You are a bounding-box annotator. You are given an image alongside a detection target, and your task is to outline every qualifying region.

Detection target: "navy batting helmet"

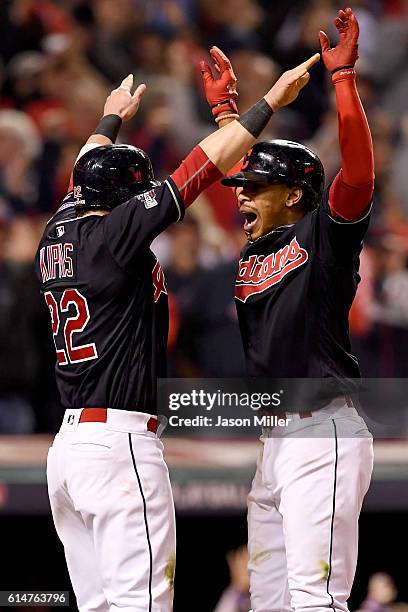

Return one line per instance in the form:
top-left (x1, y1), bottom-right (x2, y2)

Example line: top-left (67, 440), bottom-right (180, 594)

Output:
top-left (221, 139), bottom-right (325, 211)
top-left (73, 144), bottom-right (159, 212)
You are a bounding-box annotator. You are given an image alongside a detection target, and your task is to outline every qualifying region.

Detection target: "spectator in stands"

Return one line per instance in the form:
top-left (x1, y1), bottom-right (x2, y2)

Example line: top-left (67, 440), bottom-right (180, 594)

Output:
top-left (348, 233), bottom-right (408, 378)
top-left (213, 544), bottom-right (251, 612)
top-left (87, 0), bottom-right (140, 82)
top-left (5, 50), bottom-right (45, 110)
top-left (0, 109), bottom-right (41, 215)
top-left (356, 572), bottom-right (397, 612)
top-left (129, 94), bottom-right (182, 180)
top-left (0, 215), bottom-right (36, 433)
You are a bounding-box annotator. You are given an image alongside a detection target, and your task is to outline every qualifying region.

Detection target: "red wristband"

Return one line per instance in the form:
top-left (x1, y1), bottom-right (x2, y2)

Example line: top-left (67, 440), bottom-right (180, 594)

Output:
top-left (332, 68), bottom-right (356, 84)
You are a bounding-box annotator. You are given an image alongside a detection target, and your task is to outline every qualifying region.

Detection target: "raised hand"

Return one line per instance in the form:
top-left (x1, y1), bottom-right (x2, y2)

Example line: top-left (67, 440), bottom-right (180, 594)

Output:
top-left (265, 53), bottom-right (320, 112)
top-left (103, 75), bottom-right (146, 122)
top-left (200, 46), bottom-right (238, 117)
top-left (319, 7), bottom-right (359, 74)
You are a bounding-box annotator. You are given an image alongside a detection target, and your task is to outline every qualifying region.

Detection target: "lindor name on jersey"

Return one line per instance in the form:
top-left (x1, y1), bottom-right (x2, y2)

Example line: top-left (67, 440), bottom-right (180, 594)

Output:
top-left (236, 237), bottom-right (308, 302)
top-left (40, 243), bottom-right (74, 283)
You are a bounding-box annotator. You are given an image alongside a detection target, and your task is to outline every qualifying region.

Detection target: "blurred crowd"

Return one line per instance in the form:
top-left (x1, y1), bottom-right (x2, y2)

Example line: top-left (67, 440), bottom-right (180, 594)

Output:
top-left (1, 0), bottom-right (408, 432)
top-left (213, 552), bottom-right (406, 612)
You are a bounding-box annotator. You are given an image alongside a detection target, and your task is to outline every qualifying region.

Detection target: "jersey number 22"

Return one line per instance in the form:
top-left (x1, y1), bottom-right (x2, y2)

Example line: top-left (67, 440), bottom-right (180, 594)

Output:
top-left (44, 289), bottom-right (98, 365)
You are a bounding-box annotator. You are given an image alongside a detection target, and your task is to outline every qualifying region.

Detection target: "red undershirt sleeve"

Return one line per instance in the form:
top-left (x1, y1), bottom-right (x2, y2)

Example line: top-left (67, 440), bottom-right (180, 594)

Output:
top-left (329, 70), bottom-right (375, 221)
top-left (170, 145), bottom-right (223, 208)
top-left (70, 145), bottom-right (223, 208)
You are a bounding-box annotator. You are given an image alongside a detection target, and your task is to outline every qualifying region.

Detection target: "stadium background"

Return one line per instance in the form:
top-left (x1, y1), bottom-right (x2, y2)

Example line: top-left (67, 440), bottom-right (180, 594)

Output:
top-left (0, 0), bottom-right (408, 610)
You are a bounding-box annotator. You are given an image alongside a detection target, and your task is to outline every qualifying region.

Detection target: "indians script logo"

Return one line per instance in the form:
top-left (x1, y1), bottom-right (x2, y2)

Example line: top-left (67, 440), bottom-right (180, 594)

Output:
top-left (235, 237), bottom-right (308, 302)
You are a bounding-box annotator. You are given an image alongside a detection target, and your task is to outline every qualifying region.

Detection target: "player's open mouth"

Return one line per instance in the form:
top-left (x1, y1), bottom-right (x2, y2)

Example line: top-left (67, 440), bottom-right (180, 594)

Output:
top-left (240, 207), bottom-right (259, 233)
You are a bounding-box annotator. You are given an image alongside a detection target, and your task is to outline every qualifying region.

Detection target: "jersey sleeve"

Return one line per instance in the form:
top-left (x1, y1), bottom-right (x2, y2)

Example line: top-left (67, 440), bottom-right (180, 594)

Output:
top-left (315, 183), bottom-right (372, 261)
top-left (103, 177), bottom-right (184, 270)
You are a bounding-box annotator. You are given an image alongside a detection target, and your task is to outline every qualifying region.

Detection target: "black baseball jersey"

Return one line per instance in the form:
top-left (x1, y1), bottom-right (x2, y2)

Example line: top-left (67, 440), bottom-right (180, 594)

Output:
top-left (35, 179), bottom-right (183, 414)
top-left (235, 187), bottom-right (371, 379)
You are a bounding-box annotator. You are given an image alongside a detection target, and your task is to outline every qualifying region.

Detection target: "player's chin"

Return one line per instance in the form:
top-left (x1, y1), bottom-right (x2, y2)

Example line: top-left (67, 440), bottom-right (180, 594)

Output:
top-left (244, 223), bottom-right (262, 243)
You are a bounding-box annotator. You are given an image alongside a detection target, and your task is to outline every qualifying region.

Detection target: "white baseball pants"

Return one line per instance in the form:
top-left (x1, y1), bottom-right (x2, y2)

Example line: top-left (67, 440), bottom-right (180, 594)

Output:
top-left (247, 399), bottom-right (373, 612)
top-left (47, 409), bottom-right (176, 612)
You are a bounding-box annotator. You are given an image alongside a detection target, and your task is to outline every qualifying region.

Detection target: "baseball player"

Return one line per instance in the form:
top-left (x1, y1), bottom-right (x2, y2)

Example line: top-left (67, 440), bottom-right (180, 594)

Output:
top-left (35, 53), bottom-right (320, 612)
top-left (201, 9), bottom-right (374, 612)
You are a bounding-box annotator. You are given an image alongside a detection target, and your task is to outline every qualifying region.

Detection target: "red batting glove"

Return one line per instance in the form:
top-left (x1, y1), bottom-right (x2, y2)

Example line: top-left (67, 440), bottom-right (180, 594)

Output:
top-left (199, 46), bottom-right (238, 118)
top-left (319, 7), bottom-right (359, 80)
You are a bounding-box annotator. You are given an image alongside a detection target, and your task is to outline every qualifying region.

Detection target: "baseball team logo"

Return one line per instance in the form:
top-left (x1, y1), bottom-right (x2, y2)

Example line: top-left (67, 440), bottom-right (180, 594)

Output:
top-left (152, 260), bottom-right (167, 302)
top-left (73, 185), bottom-right (86, 207)
top-left (235, 237), bottom-right (308, 302)
top-left (241, 148), bottom-right (253, 170)
top-left (137, 190), bottom-right (158, 209)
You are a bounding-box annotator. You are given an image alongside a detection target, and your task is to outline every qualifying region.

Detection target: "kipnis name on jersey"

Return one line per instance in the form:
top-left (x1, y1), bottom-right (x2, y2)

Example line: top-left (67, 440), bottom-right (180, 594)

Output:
top-left (236, 237), bottom-right (308, 302)
top-left (39, 243), bottom-right (74, 283)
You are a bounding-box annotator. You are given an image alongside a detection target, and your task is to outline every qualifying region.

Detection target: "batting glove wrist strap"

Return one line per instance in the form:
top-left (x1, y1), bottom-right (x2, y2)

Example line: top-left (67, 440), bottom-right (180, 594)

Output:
top-left (94, 114), bottom-right (123, 142)
top-left (211, 98), bottom-right (239, 117)
top-left (331, 65), bottom-right (354, 75)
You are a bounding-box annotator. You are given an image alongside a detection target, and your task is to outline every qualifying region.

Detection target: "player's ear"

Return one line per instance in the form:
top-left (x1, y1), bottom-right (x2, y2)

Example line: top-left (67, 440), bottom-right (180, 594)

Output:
top-left (285, 186), bottom-right (303, 208)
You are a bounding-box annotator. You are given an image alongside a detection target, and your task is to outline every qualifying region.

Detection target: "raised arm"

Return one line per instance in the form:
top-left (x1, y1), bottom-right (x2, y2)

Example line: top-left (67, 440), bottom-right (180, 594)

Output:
top-left (78, 75), bottom-right (146, 154)
top-left (171, 52), bottom-right (320, 207)
top-left (319, 8), bottom-right (374, 221)
top-left (67, 76), bottom-right (146, 190)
